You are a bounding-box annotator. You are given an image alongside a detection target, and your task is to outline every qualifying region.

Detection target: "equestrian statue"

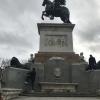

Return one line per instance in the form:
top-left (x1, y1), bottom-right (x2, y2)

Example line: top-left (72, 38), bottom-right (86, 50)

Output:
top-left (41, 0), bottom-right (71, 23)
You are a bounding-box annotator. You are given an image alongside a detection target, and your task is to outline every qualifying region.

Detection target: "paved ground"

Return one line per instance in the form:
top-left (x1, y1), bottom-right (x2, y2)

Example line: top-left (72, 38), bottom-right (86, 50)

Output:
top-left (13, 97), bottom-right (100, 100)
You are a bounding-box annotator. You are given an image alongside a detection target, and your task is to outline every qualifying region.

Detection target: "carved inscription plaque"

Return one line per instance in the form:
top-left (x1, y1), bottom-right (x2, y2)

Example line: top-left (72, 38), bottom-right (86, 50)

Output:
top-left (45, 34), bottom-right (68, 47)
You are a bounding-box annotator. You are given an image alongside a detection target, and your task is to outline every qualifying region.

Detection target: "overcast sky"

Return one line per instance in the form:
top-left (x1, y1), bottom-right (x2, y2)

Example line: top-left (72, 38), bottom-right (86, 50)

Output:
top-left (0, 0), bottom-right (100, 62)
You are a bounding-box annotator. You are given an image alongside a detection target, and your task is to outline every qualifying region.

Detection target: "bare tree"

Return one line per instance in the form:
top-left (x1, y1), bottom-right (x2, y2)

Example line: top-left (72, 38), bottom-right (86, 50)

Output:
top-left (0, 59), bottom-right (10, 69)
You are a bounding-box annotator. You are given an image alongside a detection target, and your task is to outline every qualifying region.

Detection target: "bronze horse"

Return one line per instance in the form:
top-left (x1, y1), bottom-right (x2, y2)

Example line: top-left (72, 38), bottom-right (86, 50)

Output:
top-left (41, 0), bottom-right (71, 23)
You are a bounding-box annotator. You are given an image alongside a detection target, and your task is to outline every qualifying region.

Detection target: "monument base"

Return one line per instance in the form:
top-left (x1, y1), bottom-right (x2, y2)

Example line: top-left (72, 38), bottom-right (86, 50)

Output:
top-left (35, 52), bottom-right (82, 63)
top-left (40, 82), bottom-right (78, 93)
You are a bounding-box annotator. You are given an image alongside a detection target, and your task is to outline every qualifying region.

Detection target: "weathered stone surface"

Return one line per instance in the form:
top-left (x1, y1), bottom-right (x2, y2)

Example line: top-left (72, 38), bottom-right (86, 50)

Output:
top-left (43, 58), bottom-right (70, 83)
top-left (35, 52), bottom-right (81, 63)
top-left (1, 88), bottom-right (22, 100)
top-left (31, 62), bottom-right (100, 94)
top-left (38, 23), bottom-right (74, 52)
top-left (87, 70), bottom-right (100, 93)
top-left (72, 63), bottom-right (89, 92)
top-left (40, 82), bottom-right (78, 93)
top-left (72, 63), bottom-right (100, 93)
top-left (2, 67), bottom-right (29, 89)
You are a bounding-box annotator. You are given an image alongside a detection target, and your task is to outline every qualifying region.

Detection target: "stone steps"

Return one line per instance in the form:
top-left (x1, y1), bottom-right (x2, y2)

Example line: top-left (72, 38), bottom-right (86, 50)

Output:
top-left (1, 88), bottom-right (22, 100)
top-left (21, 92), bottom-right (99, 97)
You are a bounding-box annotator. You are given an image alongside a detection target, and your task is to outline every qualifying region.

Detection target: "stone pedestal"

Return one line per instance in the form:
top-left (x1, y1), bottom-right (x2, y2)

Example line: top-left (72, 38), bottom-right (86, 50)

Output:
top-left (35, 23), bottom-right (81, 63)
top-left (38, 23), bottom-right (74, 52)
top-left (34, 23), bottom-right (80, 94)
top-left (35, 52), bottom-right (81, 63)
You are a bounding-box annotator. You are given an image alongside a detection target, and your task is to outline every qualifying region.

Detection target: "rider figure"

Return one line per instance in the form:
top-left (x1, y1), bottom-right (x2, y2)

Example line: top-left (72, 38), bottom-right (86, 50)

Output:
top-left (53, 0), bottom-right (61, 7)
top-left (50, 0), bottom-right (61, 20)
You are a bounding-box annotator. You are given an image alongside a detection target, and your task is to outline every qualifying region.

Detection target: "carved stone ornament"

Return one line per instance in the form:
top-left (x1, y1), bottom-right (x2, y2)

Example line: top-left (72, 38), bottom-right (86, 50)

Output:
top-left (54, 68), bottom-right (61, 78)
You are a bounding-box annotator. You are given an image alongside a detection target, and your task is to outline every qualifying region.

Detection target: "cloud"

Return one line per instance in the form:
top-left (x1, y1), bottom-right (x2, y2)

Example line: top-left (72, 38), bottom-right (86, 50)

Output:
top-left (0, 0), bottom-right (100, 61)
top-left (69, 0), bottom-right (100, 61)
top-left (0, 1), bottom-right (41, 60)
top-left (0, 32), bottom-right (32, 47)
top-left (0, 0), bottom-right (43, 17)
